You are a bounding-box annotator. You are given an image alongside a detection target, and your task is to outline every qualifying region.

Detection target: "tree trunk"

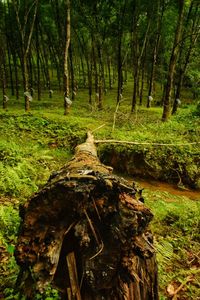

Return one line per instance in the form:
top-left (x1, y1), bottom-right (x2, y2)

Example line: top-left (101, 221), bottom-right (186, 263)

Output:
top-left (92, 36), bottom-right (98, 94)
top-left (117, 33), bottom-right (123, 103)
top-left (15, 133), bottom-right (159, 300)
top-left (63, 0), bottom-right (71, 115)
top-left (40, 26), bottom-right (51, 91)
top-left (139, 57), bottom-right (145, 106)
top-left (131, 63), bottom-right (139, 112)
top-left (13, 51), bottom-right (19, 100)
top-left (23, 54), bottom-right (30, 112)
top-left (107, 56), bottom-right (112, 89)
top-left (69, 43), bottom-right (75, 100)
top-left (97, 44), bottom-right (104, 109)
top-left (132, 13), bottom-right (151, 112)
top-left (86, 51), bottom-right (93, 105)
top-left (172, 1), bottom-right (200, 114)
top-left (13, 0), bottom-right (38, 111)
top-left (1, 56), bottom-right (8, 110)
top-left (147, 0), bottom-right (163, 108)
top-left (117, 1), bottom-right (126, 104)
top-left (7, 42), bottom-right (15, 96)
top-left (162, 0), bottom-right (185, 121)
top-left (28, 52), bottom-right (33, 91)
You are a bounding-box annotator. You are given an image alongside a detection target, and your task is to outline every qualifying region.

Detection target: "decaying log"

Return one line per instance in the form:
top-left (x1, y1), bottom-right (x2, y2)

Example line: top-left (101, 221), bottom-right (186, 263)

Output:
top-left (15, 132), bottom-right (159, 300)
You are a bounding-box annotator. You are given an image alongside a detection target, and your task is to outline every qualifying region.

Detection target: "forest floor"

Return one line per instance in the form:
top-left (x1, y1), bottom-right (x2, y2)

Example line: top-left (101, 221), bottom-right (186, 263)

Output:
top-left (0, 88), bottom-right (200, 299)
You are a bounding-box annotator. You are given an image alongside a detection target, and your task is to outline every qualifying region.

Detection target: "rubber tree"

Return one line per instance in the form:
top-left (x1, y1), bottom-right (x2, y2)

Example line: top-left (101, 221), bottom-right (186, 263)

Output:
top-left (64, 0), bottom-right (71, 115)
top-left (162, 0), bottom-right (185, 121)
top-left (12, 0), bottom-right (38, 111)
top-left (147, 0), bottom-right (165, 108)
top-left (131, 0), bottom-right (152, 112)
top-left (172, 0), bottom-right (200, 114)
top-left (116, 0), bottom-right (127, 103)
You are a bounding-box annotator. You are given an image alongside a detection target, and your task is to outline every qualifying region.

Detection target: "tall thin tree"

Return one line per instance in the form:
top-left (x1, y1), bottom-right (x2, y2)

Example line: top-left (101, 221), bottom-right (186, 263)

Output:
top-left (162, 0), bottom-right (185, 121)
top-left (64, 0), bottom-right (71, 115)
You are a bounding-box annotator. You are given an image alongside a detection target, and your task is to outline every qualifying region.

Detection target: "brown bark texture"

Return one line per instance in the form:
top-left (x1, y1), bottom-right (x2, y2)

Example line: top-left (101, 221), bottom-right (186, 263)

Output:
top-left (15, 133), bottom-right (159, 300)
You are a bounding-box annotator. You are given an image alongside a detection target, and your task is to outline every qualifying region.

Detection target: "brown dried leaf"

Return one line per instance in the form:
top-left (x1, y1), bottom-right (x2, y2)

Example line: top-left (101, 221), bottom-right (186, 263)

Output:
top-left (167, 283), bottom-right (176, 296)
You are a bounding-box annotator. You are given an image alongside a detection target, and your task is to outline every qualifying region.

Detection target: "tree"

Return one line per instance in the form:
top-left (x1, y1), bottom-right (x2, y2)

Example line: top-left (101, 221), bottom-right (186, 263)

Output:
top-left (64, 0), bottom-right (71, 115)
top-left (147, 0), bottom-right (165, 108)
top-left (172, 0), bottom-right (200, 114)
top-left (12, 0), bottom-right (38, 111)
top-left (131, 0), bottom-right (152, 112)
top-left (15, 133), bottom-right (159, 300)
top-left (162, 0), bottom-right (185, 121)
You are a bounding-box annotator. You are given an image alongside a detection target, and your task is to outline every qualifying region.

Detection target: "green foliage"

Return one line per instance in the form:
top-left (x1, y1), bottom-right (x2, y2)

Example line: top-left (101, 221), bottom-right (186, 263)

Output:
top-left (0, 204), bottom-right (20, 241)
top-left (144, 190), bottom-right (200, 299)
top-left (0, 204), bottom-right (20, 297)
top-left (34, 285), bottom-right (61, 300)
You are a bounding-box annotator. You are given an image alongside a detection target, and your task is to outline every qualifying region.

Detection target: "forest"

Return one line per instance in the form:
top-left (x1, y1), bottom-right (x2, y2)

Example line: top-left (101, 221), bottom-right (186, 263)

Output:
top-left (0, 0), bottom-right (200, 299)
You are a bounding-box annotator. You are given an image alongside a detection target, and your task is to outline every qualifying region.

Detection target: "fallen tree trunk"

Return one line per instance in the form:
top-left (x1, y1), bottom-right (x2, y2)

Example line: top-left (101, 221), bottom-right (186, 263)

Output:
top-left (15, 132), bottom-right (159, 300)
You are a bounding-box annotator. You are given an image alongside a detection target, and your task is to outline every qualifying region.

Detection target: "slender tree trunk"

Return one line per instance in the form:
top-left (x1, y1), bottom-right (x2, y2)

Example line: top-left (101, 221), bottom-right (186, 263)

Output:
top-left (107, 56), bottom-right (112, 89)
top-left (40, 26), bottom-right (51, 91)
top-left (172, 1), bottom-right (200, 114)
top-left (97, 44), bottom-right (103, 109)
top-left (28, 52), bottom-right (33, 91)
top-left (132, 63), bottom-right (139, 112)
top-left (7, 43), bottom-right (15, 96)
top-left (23, 54), bottom-right (30, 111)
top-left (139, 53), bottom-right (146, 106)
top-left (117, 31), bottom-right (123, 103)
top-left (80, 53), bottom-right (86, 87)
top-left (162, 0), bottom-right (185, 121)
top-left (64, 0), bottom-right (71, 115)
top-left (147, 0), bottom-right (163, 108)
top-left (92, 37), bottom-right (98, 93)
top-left (1, 56), bottom-right (8, 109)
top-left (69, 43), bottom-right (75, 100)
top-left (13, 51), bottom-right (19, 100)
top-left (86, 52), bottom-right (92, 105)
top-left (36, 15), bottom-right (41, 101)
top-left (13, 0), bottom-right (38, 111)
top-left (124, 58), bottom-right (128, 83)
top-left (132, 15), bottom-right (151, 112)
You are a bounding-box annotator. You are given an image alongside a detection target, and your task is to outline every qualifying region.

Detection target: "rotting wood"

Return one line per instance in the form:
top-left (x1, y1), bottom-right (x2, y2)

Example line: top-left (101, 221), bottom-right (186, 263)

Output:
top-left (15, 132), bottom-right (159, 299)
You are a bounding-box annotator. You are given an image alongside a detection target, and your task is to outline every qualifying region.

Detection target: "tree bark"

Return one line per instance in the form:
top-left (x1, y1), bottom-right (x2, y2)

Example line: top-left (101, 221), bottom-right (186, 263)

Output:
top-left (92, 36), bottom-right (98, 94)
top-left (64, 0), bottom-right (71, 115)
top-left (13, 51), bottom-right (19, 100)
top-left (1, 51), bottom-right (8, 110)
top-left (69, 43), bottom-right (75, 100)
top-left (15, 133), bottom-right (159, 300)
top-left (36, 13), bottom-right (41, 101)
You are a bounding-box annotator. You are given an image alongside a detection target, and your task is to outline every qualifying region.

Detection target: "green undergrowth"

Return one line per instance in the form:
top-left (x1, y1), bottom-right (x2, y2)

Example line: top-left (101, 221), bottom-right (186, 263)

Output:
top-left (144, 190), bottom-right (200, 300)
top-left (0, 200), bottom-right (20, 297)
top-left (0, 100), bottom-right (199, 195)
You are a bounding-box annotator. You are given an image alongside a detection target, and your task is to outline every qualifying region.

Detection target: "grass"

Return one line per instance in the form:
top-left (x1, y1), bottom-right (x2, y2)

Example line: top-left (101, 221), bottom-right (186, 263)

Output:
top-left (144, 190), bottom-right (200, 300)
top-left (0, 82), bottom-right (199, 298)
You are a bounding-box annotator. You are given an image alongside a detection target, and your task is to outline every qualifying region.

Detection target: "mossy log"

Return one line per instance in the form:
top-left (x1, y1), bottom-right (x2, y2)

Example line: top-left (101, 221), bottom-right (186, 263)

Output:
top-left (15, 132), bottom-right (159, 300)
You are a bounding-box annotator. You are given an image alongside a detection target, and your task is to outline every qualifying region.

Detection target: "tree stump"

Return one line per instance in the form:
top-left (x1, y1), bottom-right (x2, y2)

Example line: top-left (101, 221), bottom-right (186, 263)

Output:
top-left (15, 133), bottom-right (159, 300)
